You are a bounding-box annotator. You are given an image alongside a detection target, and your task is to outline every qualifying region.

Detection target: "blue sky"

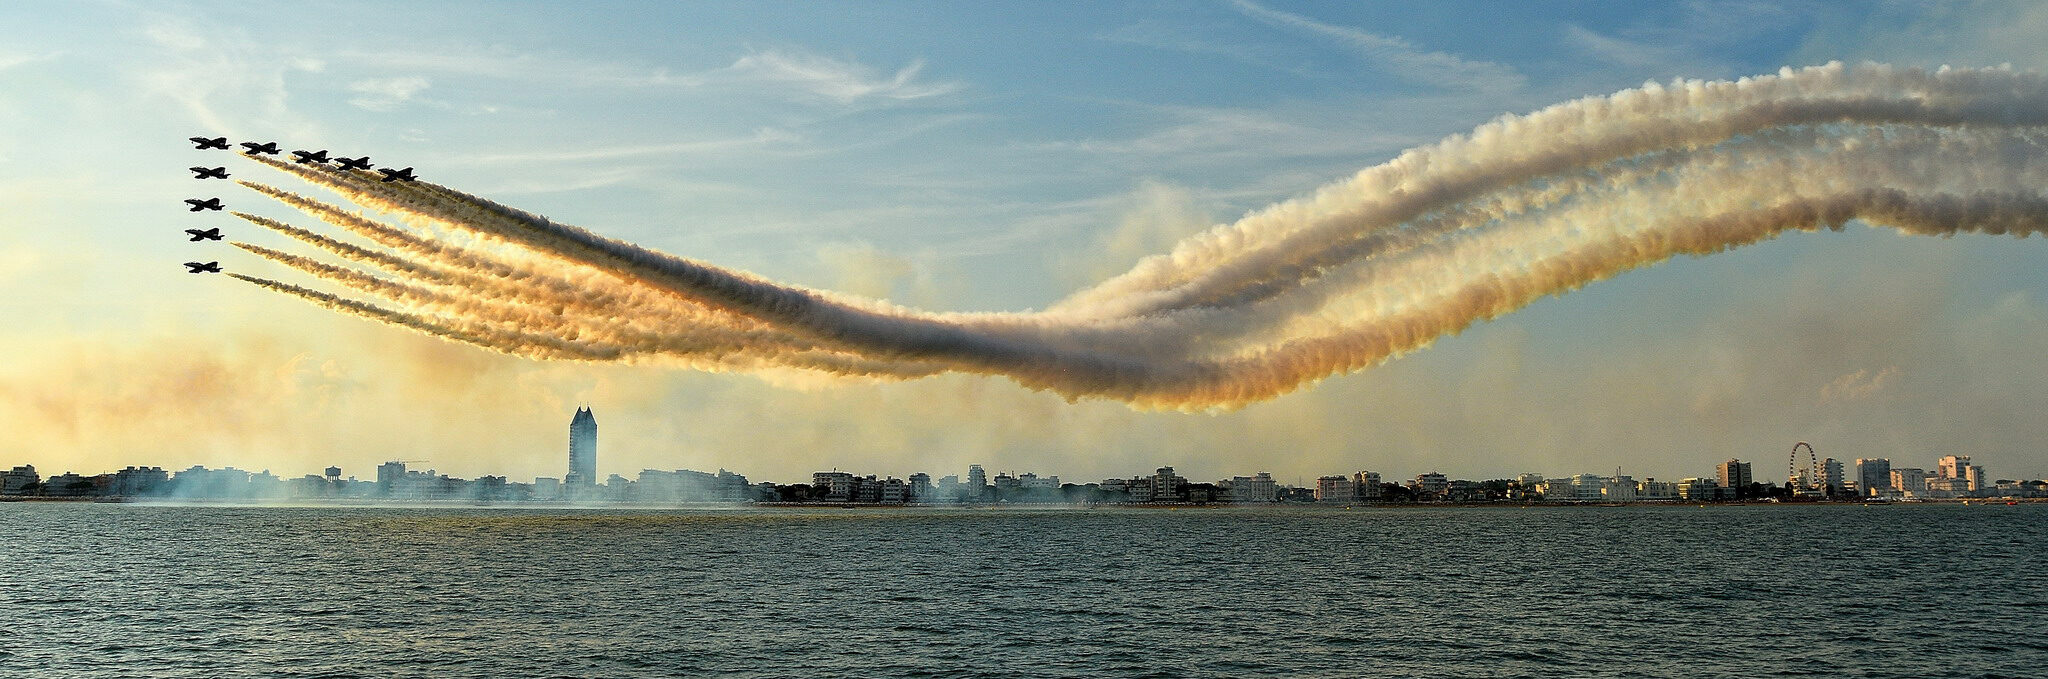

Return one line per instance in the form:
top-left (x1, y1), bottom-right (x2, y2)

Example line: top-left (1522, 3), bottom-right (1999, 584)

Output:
top-left (3, 1), bottom-right (2047, 485)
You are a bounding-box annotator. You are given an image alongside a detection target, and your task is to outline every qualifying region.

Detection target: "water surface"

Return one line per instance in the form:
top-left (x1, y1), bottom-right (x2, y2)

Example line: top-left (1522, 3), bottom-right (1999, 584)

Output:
top-left (2, 503), bottom-right (2042, 677)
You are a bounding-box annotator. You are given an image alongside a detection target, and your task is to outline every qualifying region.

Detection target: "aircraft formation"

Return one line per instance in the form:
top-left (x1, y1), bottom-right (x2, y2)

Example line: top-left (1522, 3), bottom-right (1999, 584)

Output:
top-left (183, 135), bottom-right (421, 274)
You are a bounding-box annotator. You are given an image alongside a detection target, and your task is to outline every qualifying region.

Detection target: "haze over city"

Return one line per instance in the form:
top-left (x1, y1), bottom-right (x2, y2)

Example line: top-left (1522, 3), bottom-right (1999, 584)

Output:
top-left (7, 1), bottom-right (2048, 489)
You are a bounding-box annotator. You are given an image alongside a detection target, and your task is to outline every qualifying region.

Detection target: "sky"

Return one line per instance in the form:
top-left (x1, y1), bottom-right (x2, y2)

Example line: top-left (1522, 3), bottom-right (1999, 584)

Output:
top-left (3, 0), bottom-right (2048, 487)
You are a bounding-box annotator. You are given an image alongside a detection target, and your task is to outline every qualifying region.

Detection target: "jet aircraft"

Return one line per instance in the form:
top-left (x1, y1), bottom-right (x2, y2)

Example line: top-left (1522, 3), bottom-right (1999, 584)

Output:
top-left (184, 261), bottom-right (222, 274)
top-left (185, 228), bottom-right (223, 242)
top-left (378, 167), bottom-right (418, 183)
top-left (333, 156), bottom-right (373, 171)
top-left (190, 166), bottom-right (229, 180)
top-left (184, 197), bottom-right (224, 212)
top-left (240, 141), bottom-right (281, 155)
top-left (291, 149), bottom-right (331, 165)
top-left (189, 136), bottom-right (229, 150)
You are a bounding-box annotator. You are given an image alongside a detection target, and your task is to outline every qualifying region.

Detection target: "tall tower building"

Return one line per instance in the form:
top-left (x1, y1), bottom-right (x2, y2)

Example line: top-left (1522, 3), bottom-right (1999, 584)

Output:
top-left (567, 406), bottom-right (598, 486)
top-left (967, 464), bottom-right (987, 489)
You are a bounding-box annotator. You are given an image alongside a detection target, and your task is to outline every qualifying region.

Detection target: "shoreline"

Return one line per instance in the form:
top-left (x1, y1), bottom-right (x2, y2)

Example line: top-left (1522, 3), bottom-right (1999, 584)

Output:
top-left (5, 497), bottom-right (2041, 508)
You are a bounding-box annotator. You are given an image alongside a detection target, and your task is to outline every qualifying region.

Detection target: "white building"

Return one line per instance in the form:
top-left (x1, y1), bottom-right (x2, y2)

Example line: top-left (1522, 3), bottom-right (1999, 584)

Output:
top-left (3, 465), bottom-right (39, 495)
top-left (1315, 475), bottom-right (1355, 503)
top-left (1602, 475), bottom-right (1637, 502)
top-left (41, 472), bottom-right (91, 497)
top-left (1891, 468), bottom-right (1929, 495)
top-left (1637, 479), bottom-right (1679, 501)
top-left (1412, 472), bottom-right (1449, 498)
top-left (1150, 467), bottom-right (1185, 502)
top-left (1019, 472), bottom-right (1061, 490)
top-left (1937, 455), bottom-right (1972, 481)
top-left (1126, 477), bottom-right (1155, 503)
top-left (1229, 472), bottom-right (1278, 502)
top-left (1353, 471), bottom-right (1383, 500)
top-left (1542, 474), bottom-right (1607, 502)
top-left (813, 471), bottom-right (856, 501)
top-left (532, 477), bottom-right (561, 500)
top-left (1819, 458), bottom-right (1846, 494)
top-left (1678, 477), bottom-right (1716, 501)
top-left (880, 477), bottom-right (910, 503)
top-left (636, 468), bottom-right (751, 502)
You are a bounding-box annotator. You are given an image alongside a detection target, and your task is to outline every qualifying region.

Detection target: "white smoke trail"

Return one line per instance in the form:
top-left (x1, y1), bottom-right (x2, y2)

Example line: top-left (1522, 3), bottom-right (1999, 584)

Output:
top-left (1054, 64), bottom-right (2048, 318)
top-left (219, 63), bottom-right (2048, 408)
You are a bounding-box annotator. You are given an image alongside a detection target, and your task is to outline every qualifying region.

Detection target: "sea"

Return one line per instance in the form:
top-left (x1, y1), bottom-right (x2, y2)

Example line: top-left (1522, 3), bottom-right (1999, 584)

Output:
top-left (0, 502), bottom-right (2042, 678)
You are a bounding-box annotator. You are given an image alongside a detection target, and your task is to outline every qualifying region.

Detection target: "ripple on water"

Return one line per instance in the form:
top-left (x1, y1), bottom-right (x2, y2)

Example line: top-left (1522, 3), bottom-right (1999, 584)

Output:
top-left (2, 504), bottom-right (2046, 677)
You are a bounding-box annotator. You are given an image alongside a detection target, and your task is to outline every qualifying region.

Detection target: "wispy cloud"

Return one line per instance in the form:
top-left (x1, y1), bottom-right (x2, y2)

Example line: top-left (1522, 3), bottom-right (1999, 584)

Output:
top-left (1096, 20), bottom-right (1316, 78)
top-left (1563, 24), bottom-right (1688, 69)
top-left (1023, 101), bottom-right (1419, 167)
top-left (336, 45), bottom-right (959, 107)
top-left (1792, 0), bottom-right (2048, 71)
top-left (461, 127), bottom-right (803, 165)
top-left (336, 47), bottom-right (701, 89)
top-left (0, 51), bottom-right (60, 72)
top-left (724, 49), bottom-right (959, 104)
top-left (1818, 366), bottom-right (1901, 405)
top-left (128, 15), bottom-right (323, 139)
top-left (142, 23), bottom-right (207, 51)
top-left (347, 76), bottom-right (431, 112)
top-left (1228, 0), bottom-right (1523, 93)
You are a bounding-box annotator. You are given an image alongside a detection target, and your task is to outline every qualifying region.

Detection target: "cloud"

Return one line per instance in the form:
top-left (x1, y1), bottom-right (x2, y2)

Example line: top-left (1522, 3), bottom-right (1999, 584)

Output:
top-left (1024, 102), bottom-right (1417, 169)
top-left (1096, 18), bottom-right (1316, 78)
top-left (126, 14), bottom-right (324, 139)
top-left (1563, 24), bottom-right (1690, 69)
top-left (347, 76), bottom-right (432, 112)
top-left (335, 46), bottom-right (704, 89)
top-left (1817, 366), bottom-right (1901, 405)
top-left (1793, 1), bottom-right (2048, 71)
top-left (1055, 180), bottom-right (1221, 287)
top-left (332, 45), bottom-right (959, 109)
top-left (814, 242), bottom-right (918, 302)
top-left (1228, 0), bottom-right (1524, 92)
top-left (725, 49), bottom-right (960, 104)
top-left (461, 127), bottom-right (801, 165)
top-left (0, 51), bottom-right (59, 73)
top-left (142, 23), bottom-right (208, 52)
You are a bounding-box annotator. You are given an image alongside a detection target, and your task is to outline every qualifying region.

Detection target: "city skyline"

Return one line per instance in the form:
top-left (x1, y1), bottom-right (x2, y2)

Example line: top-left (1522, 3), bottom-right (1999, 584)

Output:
top-left (8, 451), bottom-right (2038, 504)
top-left (4, 406), bottom-right (2037, 502)
top-left (5, 3), bottom-right (2048, 486)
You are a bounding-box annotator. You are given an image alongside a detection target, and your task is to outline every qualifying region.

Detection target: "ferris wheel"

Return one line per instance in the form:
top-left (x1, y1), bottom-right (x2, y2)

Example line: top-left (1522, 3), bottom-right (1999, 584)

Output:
top-left (1789, 442), bottom-right (1822, 496)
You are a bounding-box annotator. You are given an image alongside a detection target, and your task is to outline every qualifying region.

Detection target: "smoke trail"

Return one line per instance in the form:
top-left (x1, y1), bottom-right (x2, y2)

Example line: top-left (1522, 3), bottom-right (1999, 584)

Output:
top-left (1054, 65), bottom-right (2048, 318)
top-left (229, 187), bottom-right (949, 376)
top-left (232, 212), bottom-right (462, 286)
top-left (231, 241), bottom-right (458, 308)
top-left (238, 166), bottom-right (798, 338)
top-left (220, 63), bottom-right (2048, 408)
top-left (226, 274), bottom-right (624, 361)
